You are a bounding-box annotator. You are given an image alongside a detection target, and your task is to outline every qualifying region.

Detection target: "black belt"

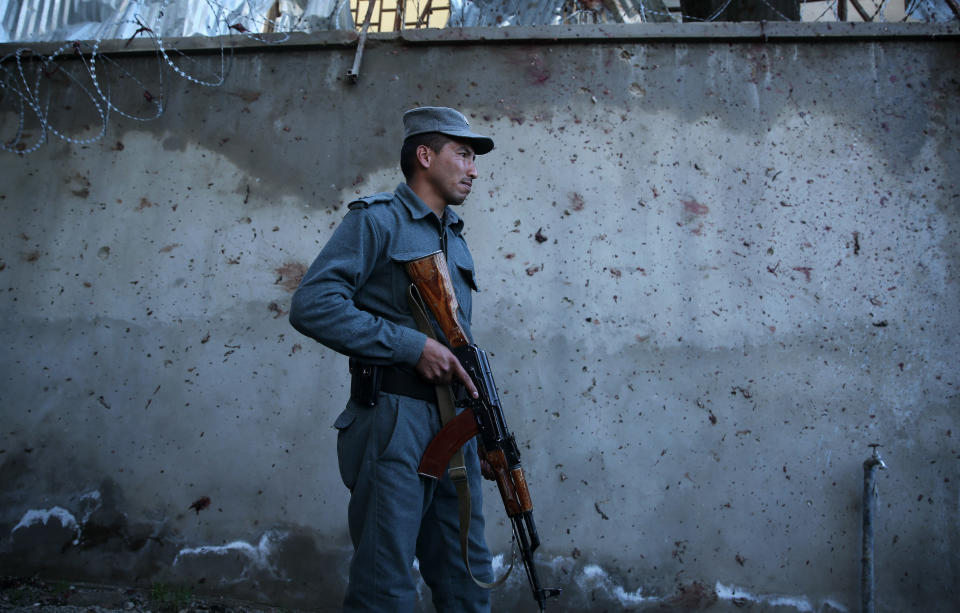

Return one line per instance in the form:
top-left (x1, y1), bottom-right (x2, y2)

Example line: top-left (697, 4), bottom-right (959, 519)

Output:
top-left (381, 367), bottom-right (435, 402)
top-left (349, 359), bottom-right (435, 406)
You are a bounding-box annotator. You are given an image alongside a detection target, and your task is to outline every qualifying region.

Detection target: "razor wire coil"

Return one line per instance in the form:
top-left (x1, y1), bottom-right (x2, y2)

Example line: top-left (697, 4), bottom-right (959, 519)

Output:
top-left (1, 0), bottom-right (956, 155)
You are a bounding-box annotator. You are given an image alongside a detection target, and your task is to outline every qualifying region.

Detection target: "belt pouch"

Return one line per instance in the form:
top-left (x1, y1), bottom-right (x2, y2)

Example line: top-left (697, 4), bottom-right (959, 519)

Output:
top-left (349, 359), bottom-right (382, 407)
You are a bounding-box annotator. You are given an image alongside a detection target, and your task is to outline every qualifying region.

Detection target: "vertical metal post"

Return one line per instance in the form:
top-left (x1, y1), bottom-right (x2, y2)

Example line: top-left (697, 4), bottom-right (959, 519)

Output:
top-left (346, 0), bottom-right (378, 83)
top-left (861, 444), bottom-right (886, 613)
top-left (394, 0), bottom-right (405, 30)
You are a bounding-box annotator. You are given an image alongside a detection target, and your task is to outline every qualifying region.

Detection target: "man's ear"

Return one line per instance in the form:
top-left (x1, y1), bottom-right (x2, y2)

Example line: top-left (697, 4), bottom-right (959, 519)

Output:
top-left (415, 144), bottom-right (432, 171)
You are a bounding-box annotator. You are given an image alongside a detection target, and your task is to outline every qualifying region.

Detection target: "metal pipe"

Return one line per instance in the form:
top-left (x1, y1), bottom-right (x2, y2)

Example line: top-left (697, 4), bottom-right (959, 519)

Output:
top-left (946, 0), bottom-right (960, 21)
top-left (346, 0), bottom-right (378, 83)
top-left (861, 444), bottom-right (886, 613)
top-left (848, 0), bottom-right (873, 21)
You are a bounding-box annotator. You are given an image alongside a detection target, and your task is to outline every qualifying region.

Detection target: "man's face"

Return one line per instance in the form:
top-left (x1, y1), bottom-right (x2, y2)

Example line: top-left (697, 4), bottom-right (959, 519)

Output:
top-left (424, 140), bottom-right (478, 206)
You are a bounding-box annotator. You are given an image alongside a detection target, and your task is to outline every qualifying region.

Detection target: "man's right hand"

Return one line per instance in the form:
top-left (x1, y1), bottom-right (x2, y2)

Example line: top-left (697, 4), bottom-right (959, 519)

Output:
top-left (415, 337), bottom-right (479, 398)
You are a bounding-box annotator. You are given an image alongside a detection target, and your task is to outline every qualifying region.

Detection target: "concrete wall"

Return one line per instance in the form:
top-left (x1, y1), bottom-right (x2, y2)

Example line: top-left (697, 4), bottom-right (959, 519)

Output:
top-left (1, 23), bottom-right (958, 612)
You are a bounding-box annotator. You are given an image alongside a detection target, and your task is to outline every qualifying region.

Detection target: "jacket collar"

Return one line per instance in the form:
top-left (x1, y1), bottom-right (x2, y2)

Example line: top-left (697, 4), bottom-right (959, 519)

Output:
top-left (396, 183), bottom-right (464, 233)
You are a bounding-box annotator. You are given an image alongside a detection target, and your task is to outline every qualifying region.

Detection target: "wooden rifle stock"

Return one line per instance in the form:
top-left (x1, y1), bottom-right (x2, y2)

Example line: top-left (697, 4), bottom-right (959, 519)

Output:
top-left (404, 251), bottom-right (470, 348)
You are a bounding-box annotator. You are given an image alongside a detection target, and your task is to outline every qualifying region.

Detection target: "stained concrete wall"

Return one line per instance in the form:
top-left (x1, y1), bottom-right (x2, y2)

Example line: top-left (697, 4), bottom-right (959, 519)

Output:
top-left (1, 22), bottom-right (958, 612)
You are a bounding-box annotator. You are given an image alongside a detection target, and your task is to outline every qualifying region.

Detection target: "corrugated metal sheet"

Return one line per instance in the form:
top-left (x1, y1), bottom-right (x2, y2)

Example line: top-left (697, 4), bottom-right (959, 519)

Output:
top-left (0, 0), bottom-right (955, 43)
top-left (448, 0), bottom-right (563, 26)
top-left (0, 0), bottom-right (353, 43)
top-left (448, 0), bottom-right (676, 26)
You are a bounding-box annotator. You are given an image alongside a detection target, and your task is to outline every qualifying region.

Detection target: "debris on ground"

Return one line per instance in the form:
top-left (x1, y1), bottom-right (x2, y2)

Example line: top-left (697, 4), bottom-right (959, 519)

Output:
top-left (0, 577), bottom-right (288, 613)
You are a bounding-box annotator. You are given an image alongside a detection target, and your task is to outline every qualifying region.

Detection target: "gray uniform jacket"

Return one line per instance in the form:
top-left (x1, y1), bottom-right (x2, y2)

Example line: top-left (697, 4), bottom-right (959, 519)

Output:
top-left (289, 182), bottom-right (478, 365)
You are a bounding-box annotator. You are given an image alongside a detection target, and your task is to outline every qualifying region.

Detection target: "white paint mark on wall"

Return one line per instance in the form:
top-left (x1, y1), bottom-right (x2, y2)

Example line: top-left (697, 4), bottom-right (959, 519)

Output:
top-left (10, 490), bottom-right (104, 546)
top-left (78, 490), bottom-right (101, 506)
top-left (173, 530), bottom-right (286, 580)
top-left (76, 490), bottom-right (103, 525)
top-left (411, 557), bottom-right (425, 598)
top-left (716, 582), bottom-right (849, 612)
top-left (490, 553), bottom-right (513, 580)
top-left (488, 554), bottom-right (656, 606)
top-left (577, 563), bottom-right (657, 605)
top-left (412, 553), bottom-right (513, 599)
top-left (12, 507), bottom-right (79, 534)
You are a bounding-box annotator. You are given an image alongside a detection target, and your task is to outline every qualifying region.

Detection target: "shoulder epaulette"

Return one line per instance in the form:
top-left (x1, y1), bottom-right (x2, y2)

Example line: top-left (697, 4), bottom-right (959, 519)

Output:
top-left (348, 192), bottom-right (394, 210)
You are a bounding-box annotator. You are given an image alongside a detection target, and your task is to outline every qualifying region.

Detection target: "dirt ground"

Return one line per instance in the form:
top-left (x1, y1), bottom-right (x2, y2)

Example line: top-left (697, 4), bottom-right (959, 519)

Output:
top-left (0, 577), bottom-right (290, 613)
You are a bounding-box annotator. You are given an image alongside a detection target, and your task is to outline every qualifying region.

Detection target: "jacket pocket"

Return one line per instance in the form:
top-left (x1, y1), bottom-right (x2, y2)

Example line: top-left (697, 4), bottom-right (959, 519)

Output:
top-left (390, 249), bottom-right (440, 265)
top-left (374, 395), bottom-right (401, 459)
top-left (456, 263), bottom-right (479, 292)
top-left (334, 407), bottom-right (362, 491)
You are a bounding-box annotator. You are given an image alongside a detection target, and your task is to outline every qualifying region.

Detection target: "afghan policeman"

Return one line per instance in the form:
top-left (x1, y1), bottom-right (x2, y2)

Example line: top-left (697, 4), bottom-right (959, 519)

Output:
top-left (289, 106), bottom-right (496, 613)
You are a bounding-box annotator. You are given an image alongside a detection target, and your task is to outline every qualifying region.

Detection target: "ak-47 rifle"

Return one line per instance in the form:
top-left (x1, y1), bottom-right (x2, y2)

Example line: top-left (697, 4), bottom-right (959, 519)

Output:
top-left (406, 251), bottom-right (561, 612)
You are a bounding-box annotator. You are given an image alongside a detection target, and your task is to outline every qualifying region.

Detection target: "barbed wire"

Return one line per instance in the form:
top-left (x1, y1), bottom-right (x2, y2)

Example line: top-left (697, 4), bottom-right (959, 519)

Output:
top-left (559, 0), bottom-right (955, 23)
top-left (2, 0), bottom-right (956, 155)
top-left (1, 0), bottom-right (290, 154)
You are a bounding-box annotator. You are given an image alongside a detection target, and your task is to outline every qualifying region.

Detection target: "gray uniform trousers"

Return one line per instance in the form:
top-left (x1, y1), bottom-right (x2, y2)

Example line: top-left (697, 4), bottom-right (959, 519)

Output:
top-left (334, 390), bottom-right (493, 613)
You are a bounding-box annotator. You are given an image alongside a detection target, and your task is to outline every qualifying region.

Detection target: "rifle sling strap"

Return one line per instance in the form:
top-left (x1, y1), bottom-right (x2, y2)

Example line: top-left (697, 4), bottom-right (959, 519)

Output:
top-left (406, 284), bottom-right (513, 590)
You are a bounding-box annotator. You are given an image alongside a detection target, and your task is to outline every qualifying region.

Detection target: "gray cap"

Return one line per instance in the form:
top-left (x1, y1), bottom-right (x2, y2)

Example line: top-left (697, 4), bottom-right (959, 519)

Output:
top-left (402, 106), bottom-right (494, 155)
